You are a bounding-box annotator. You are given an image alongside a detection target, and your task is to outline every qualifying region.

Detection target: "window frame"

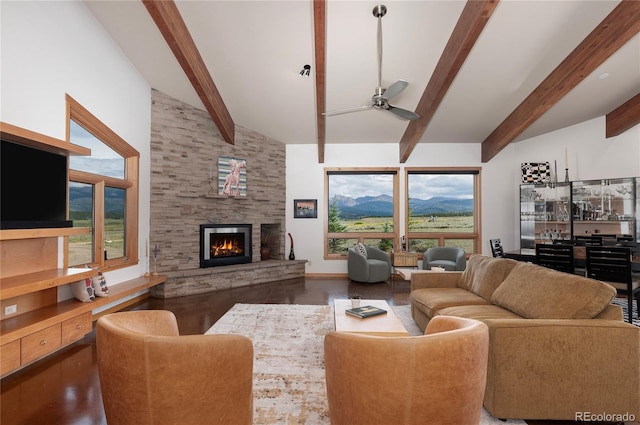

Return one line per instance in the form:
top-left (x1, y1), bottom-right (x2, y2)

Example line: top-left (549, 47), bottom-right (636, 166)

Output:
top-left (324, 167), bottom-right (399, 259)
top-left (404, 167), bottom-right (482, 254)
top-left (65, 94), bottom-right (140, 270)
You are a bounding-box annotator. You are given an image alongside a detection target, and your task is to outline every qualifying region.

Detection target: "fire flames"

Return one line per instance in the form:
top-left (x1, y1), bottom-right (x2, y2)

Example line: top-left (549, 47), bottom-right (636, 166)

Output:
top-left (210, 237), bottom-right (243, 257)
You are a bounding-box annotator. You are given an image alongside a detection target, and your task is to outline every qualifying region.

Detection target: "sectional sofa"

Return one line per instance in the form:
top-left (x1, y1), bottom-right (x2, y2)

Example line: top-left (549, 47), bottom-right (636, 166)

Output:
top-left (410, 254), bottom-right (640, 421)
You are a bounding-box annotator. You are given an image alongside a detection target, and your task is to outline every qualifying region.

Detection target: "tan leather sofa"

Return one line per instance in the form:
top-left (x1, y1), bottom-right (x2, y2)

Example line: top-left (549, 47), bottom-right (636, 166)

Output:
top-left (96, 310), bottom-right (254, 425)
top-left (325, 316), bottom-right (489, 425)
top-left (410, 254), bottom-right (640, 421)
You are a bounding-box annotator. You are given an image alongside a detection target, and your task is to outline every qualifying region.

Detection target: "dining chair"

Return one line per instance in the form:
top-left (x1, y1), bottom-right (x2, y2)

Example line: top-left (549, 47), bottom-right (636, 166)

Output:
top-left (489, 239), bottom-right (504, 258)
top-left (574, 235), bottom-right (603, 246)
top-left (535, 243), bottom-right (575, 274)
top-left (586, 246), bottom-right (638, 324)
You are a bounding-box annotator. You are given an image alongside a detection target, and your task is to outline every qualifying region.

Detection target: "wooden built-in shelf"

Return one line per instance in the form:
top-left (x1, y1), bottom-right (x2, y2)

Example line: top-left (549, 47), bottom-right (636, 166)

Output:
top-left (0, 274), bottom-right (167, 346)
top-left (0, 227), bottom-right (90, 241)
top-left (0, 268), bottom-right (98, 300)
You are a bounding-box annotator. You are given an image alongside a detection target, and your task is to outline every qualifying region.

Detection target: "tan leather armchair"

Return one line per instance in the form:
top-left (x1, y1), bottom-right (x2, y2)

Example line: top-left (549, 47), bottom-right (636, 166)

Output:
top-left (96, 310), bottom-right (253, 425)
top-left (324, 316), bottom-right (489, 425)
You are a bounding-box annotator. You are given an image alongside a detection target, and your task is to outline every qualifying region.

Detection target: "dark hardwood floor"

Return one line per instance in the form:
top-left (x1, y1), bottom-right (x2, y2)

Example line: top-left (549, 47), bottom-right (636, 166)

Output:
top-left (0, 277), bottom-right (631, 425)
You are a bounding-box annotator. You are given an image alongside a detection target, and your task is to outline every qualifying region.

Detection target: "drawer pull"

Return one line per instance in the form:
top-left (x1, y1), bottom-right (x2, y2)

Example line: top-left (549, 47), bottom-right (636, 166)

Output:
top-left (40, 340), bottom-right (47, 345)
top-left (75, 324), bottom-right (82, 330)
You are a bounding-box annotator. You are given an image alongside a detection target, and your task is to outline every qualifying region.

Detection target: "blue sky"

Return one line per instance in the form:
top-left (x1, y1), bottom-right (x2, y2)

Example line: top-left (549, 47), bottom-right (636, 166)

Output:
top-left (69, 120), bottom-right (124, 179)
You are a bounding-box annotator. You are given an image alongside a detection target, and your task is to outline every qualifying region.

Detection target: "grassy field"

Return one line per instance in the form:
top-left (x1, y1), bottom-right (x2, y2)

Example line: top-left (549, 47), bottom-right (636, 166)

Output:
top-left (339, 215), bottom-right (473, 233)
top-left (69, 218), bottom-right (124, 265)
top-left (330, 215), bottom-right (475, 254)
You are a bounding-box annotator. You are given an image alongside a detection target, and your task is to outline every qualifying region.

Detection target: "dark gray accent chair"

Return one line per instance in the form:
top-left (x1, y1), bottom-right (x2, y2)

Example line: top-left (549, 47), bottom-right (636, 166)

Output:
top-left (347, 246), bottom-right (391, 283)
top-left (422, 247), bottom-right (466, 271)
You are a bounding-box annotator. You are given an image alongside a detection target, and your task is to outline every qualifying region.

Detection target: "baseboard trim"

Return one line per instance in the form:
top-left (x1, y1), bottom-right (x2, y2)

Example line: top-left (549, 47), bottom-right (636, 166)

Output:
top-left (305, 273), bottom-right (348, 279)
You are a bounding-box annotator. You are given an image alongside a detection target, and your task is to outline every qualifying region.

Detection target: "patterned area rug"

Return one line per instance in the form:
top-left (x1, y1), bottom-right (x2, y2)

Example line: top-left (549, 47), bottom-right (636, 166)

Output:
top-left (206, 303), bottom-right (525, 425)
top-left (612, 297), bottom-right (640, 327)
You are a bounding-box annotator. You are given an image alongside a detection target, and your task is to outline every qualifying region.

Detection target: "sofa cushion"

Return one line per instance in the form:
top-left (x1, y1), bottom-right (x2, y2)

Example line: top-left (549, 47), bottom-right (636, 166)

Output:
top-left (411, 288), bottom-right (490, 318)
top-left (458, 255), bottom-right (520, 301)
top-left (436, 304), bottom-right (522, 321)
top-left (491, 262), bottom-right (617, 319)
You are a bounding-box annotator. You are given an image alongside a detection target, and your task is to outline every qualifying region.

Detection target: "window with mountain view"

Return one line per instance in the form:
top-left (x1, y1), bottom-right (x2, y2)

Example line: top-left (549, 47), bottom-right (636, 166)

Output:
top-left (325, 168), bottom-right (399, 257)
top-left (405, 168), bottom-right (480, 255)
top-left (66, 95), bottom-right (139, 270)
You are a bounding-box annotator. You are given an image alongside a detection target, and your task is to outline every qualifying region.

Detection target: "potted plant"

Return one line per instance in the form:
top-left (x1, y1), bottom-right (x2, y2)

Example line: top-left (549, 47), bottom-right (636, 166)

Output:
top-left (350, 293), bottom-right (362, 308)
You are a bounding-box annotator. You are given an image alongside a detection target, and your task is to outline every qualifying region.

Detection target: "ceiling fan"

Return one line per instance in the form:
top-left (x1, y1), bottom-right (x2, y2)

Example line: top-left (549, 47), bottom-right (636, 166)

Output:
top-left (324, 4), bottom-right (419, 121)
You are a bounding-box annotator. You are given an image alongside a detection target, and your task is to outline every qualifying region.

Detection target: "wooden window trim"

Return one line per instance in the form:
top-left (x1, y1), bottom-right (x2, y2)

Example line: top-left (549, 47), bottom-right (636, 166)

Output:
top-left (65, 96), bottom-right (139, 271)
top-left (404, 167), bottom-right (482, 254)
top-left (324, 167), bottom-right (399, 259)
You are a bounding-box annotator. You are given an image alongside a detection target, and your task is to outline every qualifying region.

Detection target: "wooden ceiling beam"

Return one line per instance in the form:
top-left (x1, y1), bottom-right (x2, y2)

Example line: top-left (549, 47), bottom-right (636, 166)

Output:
top-left (142, 0), bottom-right (235, 145)
top-left (314, 0), bottom-right (327, 163)
top-left (481, 0), bottom-right (640, 162)
top-left (606, 92), bottom-right (640, 138)
top-left (399, 0), bottom-right (499, 163)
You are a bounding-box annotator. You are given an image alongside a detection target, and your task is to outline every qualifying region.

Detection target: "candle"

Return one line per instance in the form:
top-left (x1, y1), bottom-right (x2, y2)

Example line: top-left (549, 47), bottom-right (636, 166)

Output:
top-left (209, 164), bottom-right (212, 179)
top-left (154, 244), bottom-right (158, 259)
top-left (564, 148), bottom-right (568, 169)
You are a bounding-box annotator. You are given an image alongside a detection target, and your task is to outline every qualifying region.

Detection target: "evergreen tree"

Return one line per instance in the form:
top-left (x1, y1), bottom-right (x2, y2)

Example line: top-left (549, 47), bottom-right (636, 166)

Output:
top-left (378, 221), bottom-right (393, 252)
top-left (328, 196), bottom-right (348, 253)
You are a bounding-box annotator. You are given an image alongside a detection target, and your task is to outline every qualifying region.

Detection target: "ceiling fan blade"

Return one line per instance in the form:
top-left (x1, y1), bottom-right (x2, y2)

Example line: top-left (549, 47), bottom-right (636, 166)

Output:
top-left (387, 105), bottom-right (420, 121)
top-left (383, 80), bottom-right (408, 101)
top-left (323, 105), bottom-right (373, 116)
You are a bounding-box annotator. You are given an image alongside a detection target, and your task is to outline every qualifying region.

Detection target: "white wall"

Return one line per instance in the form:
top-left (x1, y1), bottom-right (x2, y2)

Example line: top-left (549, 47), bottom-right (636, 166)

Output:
top-left (286, 117), bottom-right (639, 275)
top-left (1, 1), bottom-right (152, 291)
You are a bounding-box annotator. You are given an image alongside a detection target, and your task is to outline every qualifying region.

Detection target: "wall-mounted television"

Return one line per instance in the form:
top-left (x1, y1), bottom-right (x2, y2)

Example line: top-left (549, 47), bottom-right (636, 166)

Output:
top-left (1, 140), bottom-right (73, 229)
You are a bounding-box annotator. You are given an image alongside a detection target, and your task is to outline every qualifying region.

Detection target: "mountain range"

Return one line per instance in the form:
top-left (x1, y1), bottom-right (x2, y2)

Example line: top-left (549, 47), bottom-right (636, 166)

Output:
top-left (69, 185), bottom-right (124, 214)
top-left (332, 195), bottom-right (473, 218)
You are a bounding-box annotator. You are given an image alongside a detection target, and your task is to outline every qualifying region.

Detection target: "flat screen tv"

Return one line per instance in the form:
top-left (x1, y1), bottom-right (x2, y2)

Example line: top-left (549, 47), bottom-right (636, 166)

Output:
top-left (1, 140), bottom-right (72, 229)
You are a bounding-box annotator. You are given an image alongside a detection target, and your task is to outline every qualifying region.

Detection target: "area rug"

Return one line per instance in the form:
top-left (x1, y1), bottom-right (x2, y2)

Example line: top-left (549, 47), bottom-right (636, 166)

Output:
top-left (206, 303), bottom-right (525, 424)
top-left (612, 297), bottom-right (640, 327)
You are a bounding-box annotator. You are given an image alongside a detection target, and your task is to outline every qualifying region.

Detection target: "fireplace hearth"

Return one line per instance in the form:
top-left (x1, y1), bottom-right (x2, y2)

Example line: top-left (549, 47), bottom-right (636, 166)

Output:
top-left (200, 224), bottom-right (252, 267)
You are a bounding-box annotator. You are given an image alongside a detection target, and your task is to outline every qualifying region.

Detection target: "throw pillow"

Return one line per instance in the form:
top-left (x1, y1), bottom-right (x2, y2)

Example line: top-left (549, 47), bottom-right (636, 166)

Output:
top-left (92, 272), bottom-right (109, 298)
top-left (356, 242), bottom-right (367, 258)
top-left (72, 277), bottom-right (95, 303)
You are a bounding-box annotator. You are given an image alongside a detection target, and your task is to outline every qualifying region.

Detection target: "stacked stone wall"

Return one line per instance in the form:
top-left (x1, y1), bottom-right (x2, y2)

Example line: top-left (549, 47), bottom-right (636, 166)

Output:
top-left (150, 90), bottom-right (298, 297)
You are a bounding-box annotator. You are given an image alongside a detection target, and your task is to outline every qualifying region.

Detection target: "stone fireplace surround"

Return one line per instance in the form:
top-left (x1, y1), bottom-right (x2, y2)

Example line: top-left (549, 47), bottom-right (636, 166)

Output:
top-left (149, 90), bottom-right (304, 298)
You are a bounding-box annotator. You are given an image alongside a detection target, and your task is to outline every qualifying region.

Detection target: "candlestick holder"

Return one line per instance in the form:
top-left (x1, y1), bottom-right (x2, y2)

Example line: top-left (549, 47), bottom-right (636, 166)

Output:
top-left (564, 168), bottom-right (569, 183)
top-left (152, 244), bottom-right (159, 275)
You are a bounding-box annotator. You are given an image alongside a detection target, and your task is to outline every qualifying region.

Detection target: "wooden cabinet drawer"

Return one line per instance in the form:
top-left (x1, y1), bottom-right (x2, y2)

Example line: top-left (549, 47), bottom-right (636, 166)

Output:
top-left (1, 340), bottom-right (21, 376)
top-left (21, 324), bottom-right (61, 365)
top-left (62, 312), bottom-right (91, 345)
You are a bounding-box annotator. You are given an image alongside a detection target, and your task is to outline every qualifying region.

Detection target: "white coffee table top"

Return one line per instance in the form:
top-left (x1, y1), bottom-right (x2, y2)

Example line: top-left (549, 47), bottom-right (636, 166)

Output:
top-left (334, 299), bottom-right (409, 337)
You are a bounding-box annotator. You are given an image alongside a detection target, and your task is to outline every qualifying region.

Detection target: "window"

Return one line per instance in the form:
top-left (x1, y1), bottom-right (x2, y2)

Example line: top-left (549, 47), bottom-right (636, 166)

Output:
top-left (405, 168), bottom-right (481, 255)
top-left (66, 95), bottom-right (139, 270)
top-left (325, 168), bottom-right (399, 257)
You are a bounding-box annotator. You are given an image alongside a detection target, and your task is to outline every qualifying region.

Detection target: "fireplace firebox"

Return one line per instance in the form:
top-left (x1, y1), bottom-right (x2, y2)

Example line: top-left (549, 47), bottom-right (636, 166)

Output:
top-left (200, 224), bottom-right (252, 268)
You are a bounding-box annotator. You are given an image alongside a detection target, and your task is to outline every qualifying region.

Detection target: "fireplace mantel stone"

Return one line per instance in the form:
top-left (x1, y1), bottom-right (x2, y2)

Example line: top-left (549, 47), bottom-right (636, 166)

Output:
top-left (151, 260), bottom-right (306, 298)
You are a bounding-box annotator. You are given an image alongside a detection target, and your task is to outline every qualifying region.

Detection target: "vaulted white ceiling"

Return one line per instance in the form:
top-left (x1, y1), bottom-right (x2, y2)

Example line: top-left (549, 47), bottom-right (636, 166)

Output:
top-left (85, 0), bottom-right (639, 162)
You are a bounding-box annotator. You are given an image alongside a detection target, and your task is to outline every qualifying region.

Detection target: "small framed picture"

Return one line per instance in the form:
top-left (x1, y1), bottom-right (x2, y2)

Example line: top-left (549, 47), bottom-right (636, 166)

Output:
top-left (294, 199), bottom-right (317, 218)
top-left (521, 162), bottom-right (550, 184)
